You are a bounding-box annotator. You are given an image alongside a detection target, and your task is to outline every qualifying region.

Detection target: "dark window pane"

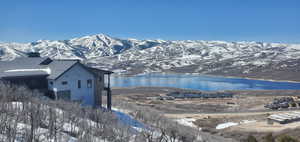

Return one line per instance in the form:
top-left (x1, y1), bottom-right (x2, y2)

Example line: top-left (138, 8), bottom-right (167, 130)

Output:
top-left (78, 80), bottom-right (81, 88)
top-left (87, 79), bottom-right (92, 88)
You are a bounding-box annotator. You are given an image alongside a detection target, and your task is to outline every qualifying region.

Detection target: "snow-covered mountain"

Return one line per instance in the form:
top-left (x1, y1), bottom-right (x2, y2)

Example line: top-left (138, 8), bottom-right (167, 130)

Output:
top-left (1, 34), bottom-right (300, 81)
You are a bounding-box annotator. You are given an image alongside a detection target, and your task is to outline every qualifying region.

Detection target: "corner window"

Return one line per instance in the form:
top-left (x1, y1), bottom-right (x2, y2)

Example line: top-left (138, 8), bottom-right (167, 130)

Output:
top-left (87, 79), bottom-right (92, 88)
top-left (78, 80), bottom-right (81, 89)
top-left (62, 81), bottom-right (68, 85)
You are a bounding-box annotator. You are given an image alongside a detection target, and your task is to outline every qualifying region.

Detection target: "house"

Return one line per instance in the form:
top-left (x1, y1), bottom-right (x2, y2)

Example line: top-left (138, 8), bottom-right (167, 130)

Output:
top-left (0, 54), bottom-right (113, 110)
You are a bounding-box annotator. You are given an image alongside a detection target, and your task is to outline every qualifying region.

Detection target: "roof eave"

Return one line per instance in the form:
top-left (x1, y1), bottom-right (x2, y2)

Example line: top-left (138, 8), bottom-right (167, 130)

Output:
top-left (87, 67), bottom-right (114, 74)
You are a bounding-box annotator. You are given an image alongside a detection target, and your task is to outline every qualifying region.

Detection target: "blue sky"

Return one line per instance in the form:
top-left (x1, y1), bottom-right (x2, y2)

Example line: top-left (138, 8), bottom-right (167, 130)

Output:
top-left (0, 0), bottom-right (299, 43)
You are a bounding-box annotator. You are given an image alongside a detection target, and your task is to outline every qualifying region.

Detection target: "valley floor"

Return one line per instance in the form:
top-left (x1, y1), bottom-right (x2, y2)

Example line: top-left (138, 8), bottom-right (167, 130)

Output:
top-left (111, 87), bottom-right (300, 141)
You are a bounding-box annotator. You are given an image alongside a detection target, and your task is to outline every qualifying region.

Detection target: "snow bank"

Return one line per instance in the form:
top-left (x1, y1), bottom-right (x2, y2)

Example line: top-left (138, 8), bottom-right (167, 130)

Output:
top-left (216, 122), bottom-right (238, 130)
top-left (176, 118), bottom-right (197, 128)
top-left (112, 108), bottom-right (147, 131)
top-left (216, 120), bottom-right (257, 130)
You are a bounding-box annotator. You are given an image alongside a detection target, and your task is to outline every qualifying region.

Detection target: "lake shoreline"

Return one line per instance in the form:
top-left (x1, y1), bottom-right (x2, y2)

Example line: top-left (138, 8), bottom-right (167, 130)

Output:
top-left (111, 72), bottom-right (300, 91)
top-left (200, 74), bottom-right (300, 84)
top-left (113, 71), bottom-right (300, 84)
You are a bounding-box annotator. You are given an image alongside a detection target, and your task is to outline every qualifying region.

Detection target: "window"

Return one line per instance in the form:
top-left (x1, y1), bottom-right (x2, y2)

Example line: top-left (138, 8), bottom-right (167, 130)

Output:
top-left (57, 90), bottom-right (71, 100)
top-left (87, 79), bottom-right (92, 88)
top-left (62, 81), bottom-right (68, 85)
top-left (78, 80), bottom-right (81, 88)
top-left (99, 76), bottom-right (102, 82)
top-left (50, 81), bottom-right (53, 85)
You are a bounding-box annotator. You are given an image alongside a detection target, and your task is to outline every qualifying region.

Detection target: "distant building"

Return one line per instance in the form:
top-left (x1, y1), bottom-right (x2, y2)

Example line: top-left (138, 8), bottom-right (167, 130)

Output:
top-left (268, 112), bottom-right (300, 124)
top-left (0, 54), bottom-right (113, 110)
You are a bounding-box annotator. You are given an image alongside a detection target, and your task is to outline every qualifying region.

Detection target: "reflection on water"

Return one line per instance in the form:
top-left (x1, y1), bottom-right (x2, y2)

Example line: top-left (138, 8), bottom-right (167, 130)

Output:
top-left (111, 73), bottom-right (300, 91)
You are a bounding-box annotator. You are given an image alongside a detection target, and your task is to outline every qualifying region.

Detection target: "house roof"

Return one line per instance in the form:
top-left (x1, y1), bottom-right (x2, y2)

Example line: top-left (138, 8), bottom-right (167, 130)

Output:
top-left (1, 71), bottom-right (49, 78)
top-left (0, 57), bottom-right (112, 80)
top-left (87, 67), bottom-right (114, 74)
top-left (46, 59), bottom-right (79, 80)
top-left (0, 57), bottom-right (49, 78)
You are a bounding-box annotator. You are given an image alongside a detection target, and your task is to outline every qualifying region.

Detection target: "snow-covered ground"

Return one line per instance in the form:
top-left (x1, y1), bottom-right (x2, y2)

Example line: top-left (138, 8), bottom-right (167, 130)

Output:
top-left (175, 118), bottom-right (198, 128)
top-left (216, 120), bottom-right (257, 130)
top-left (0, 102), bottom-right (149, 142)
top-left (216, 122), bottom-right (239, 130)
top-left (112, 107), bottom-right (148, 132)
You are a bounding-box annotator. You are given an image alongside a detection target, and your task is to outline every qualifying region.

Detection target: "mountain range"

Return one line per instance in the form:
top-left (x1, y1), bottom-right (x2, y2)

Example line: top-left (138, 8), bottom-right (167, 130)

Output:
top-left (1, 34), bottom-right (300, 81)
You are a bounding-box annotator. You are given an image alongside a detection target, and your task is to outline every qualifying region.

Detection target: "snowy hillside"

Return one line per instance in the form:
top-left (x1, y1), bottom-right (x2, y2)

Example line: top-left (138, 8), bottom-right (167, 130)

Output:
top-left (1, 34), bottom-right (300, 81)
top-left (0, 83), bottom-right (234, 142)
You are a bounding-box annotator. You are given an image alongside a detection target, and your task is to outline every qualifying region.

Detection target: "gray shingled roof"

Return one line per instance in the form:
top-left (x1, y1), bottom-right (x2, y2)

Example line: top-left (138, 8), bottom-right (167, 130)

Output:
top-left (1, 71), bottom-right (49, 78)
top-left (46, 60), bottom-right (79, 79)
top-left (0, 57), bottom-right (81, 79)
top-left (0, 57), bottom-right (48, 78)
top-left (0, 57), bottom-right (48, 70)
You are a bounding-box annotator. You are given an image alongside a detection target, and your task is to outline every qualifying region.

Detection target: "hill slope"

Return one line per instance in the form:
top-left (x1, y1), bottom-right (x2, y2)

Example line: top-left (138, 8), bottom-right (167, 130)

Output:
top-left (1, 34), bottom-right (300, 81)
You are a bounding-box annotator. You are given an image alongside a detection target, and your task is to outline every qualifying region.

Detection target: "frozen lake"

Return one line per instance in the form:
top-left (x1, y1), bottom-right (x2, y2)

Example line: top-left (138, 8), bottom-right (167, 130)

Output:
top-left (111, 73), bottom-right (300, 91)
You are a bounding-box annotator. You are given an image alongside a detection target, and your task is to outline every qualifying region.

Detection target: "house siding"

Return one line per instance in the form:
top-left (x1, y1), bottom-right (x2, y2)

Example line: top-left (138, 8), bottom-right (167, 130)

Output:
top-left (48, 63), bottom-right (96, 106)
top-left (93, 71), bottom-right (104, 107)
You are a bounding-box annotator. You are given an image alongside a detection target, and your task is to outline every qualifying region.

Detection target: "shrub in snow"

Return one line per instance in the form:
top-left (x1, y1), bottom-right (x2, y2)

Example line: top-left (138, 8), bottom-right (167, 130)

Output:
top-left (0, 81), bottom-right (233, 142)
